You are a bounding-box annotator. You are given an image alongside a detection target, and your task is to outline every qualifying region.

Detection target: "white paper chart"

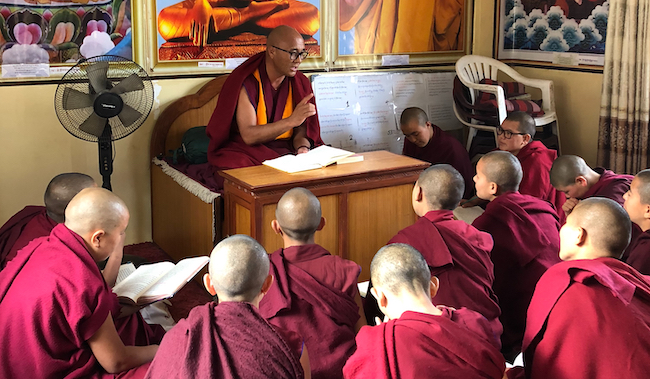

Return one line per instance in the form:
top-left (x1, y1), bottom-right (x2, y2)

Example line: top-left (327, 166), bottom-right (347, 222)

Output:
top-left (312, 71), bottom-right (461, 154)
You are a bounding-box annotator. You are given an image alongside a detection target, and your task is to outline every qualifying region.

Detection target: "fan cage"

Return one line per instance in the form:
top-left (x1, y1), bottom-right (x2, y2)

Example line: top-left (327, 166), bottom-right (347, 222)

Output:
top-left (54, 55), bottom-right (154, 142)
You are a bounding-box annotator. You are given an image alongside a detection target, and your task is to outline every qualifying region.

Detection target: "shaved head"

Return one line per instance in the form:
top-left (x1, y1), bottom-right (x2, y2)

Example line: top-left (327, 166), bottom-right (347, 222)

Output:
top-left (276, 187), bottom-right (321, 242)
top-left (44, 173), bottom-right (96, 223)
top-left (267, 25), bottom-right (302, 49)
top-left (417, 164), bottom-right (464, 210)
top-left (64, 187), bottom-right (128, 236)
top-left (505, 111), bottom-right (536, 137)
top-left (400, 107), bottom-right (428, 126)
top-left (550, 155), bottom-right (591, 188)
top-left (569, 198), bottom-right (631, 258)
top-left (208, 235), bottom-right (269, 302)
top-left (634, 169), bottom-right (650, 204)
top-left (479, 151), bottom-right (522, 192)
top-left (371, 243), bottom-right (431, 297)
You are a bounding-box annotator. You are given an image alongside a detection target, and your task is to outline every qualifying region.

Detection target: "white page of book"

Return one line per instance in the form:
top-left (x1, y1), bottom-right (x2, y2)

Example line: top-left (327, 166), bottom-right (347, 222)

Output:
top-left (139, 256), bottom-right (209, 302)
top-left (112, 262), bottom-right (175, 301)
top-left (115, 263), bottom-right (136, 286)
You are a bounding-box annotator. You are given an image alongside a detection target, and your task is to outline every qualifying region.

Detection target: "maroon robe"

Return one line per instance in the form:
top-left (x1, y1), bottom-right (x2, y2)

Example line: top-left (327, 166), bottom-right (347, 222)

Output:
top-left (258, 244), bottom-right (361, 379)
top-left (581, 167), bottom-right (633, 205)
top-left (0, 224), bottom-right (158, 379)
top-left (206, 52), bottom-right (323, 186)
top-left (145, 302), bottom-right (304, 379)
top-left (403, 125), bottom-right (474, 198)
top-left (367, 210), bottom-right (501, 341)
top-left (472, 192), bottom-right (560, 360)
top-left (343, 308), bottom-right (506, 379)
top-left (510, 258), bottom-right (650, 379)
top-left (516, 141), bottom-right (565, 221)
top-left (0, 206), bottom-right (55, 270)
top-left (623, 229), bottom-right (650, 275)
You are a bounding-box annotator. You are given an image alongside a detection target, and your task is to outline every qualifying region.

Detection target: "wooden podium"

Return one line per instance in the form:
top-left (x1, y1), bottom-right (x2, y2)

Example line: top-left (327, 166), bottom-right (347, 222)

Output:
top-left (220, 151), bottom-right (429, 281)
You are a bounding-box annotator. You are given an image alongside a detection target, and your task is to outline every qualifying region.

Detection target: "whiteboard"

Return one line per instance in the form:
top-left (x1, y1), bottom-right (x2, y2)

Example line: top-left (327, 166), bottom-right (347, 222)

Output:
top-left (311, 71), bottom-right (461, 154)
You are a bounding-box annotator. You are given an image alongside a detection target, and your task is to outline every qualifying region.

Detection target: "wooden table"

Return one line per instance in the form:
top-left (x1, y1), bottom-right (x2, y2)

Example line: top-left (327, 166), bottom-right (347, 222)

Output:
top-left (220, 151), bottom-right (429, 281)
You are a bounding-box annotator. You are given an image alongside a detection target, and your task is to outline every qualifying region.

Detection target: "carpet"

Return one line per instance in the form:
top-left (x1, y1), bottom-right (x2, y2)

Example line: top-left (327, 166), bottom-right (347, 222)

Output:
top-left (123, 242), bottom-right (213, 322)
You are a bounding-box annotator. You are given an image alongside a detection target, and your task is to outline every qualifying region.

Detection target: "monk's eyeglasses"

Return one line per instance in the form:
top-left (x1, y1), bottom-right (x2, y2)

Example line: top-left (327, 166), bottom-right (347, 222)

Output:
top-left (496, 126), bottom-right (528, 139)
top-left (273, 46), bottom-right (309, 61)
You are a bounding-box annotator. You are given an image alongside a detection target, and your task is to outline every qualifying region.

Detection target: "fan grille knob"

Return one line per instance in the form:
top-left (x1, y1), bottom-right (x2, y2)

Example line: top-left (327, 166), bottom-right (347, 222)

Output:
top-left (93, 92), bottom-right (124, 118)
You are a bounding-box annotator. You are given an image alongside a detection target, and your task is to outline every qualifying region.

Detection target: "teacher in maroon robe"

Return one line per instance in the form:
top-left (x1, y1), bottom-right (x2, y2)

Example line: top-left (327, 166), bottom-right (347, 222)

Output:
top-left (344, 243), bottom-right (505, 379)
top-left (472, 151), bottom-right (560, 361)
top-left (206, 25), bottom-right (323, 186)
top-left (508, 198), bottom-right (650, 379)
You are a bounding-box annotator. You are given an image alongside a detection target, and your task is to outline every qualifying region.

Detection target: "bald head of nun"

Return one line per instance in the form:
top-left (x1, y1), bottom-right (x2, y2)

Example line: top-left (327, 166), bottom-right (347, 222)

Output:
top-left (474, 151), bottom-right (522, 200)
top-left (371, 243), bottom-right (432, 297)
top-left (414, 164), bottom-right (464, 214)
top-left (204, 235), bottom-right (272, 305)
top-left (560, 197), bottom-right (632, 261)
top-left (274, 187), bottom-right (323, 243)
top-left (44, 173), bottom-right (96, 223)
top-left (64, 187), bottom-right (128, 262)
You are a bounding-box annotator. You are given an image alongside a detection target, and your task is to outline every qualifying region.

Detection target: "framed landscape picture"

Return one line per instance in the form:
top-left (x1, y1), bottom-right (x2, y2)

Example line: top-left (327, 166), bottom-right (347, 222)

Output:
top-left (497, 0), bottom-right (609, 66)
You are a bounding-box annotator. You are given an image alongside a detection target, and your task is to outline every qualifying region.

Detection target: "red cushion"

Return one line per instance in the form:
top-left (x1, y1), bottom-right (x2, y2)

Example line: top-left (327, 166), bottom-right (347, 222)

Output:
top-left (478, 78), bottom-right (527, 102)
top-left (479, 98), bottom-right (545, 117)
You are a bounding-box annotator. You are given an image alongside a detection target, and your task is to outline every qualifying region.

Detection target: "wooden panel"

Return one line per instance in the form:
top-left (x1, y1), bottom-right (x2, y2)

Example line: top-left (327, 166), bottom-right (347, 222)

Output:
top-left (258, 194), bottom-right (340, 255)
top-left (151, 165), bottom-right (215, 262)
top-left (234, 203), bottom-right (251, 236)
top-left (220, 151), bottom-right (429, 190)
top-left (315, 195), bottom-right (339, 256)
top-left (347, 184), bottom-right (417, 281)
top-left (262, 204), bottom-right (283, 253)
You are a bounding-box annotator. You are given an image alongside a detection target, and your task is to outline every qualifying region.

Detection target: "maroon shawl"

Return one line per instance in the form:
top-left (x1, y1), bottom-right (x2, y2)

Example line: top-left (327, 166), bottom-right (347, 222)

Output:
top-left (343, 308), bottom-right (505, 379)
top-left (0, 206), bottom-right (55, 270)
top-left (625, 229), bottom-right (650, 275)
top-left (519, 258), bottom-right (650, 379)
top-left (369, 210), bottom-right (502, 342)
top-left (516, 141), bottom-right (565, 221)
top-left (402, 125), bottom-right (474, 198)
top-left (259, 244), bottom-right (361, 379)
top-left (472, 192), bottom-right (560, 359)
top-left (581, 167), bottom-right (633, 205)
top-left (206, 52), bottom-right (323, 171)
top-left (145, 301), bottom-right (303, 379)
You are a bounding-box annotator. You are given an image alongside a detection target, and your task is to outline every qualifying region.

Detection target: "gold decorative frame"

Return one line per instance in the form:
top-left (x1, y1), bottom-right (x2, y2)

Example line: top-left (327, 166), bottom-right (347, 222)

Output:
top-left (139, 0), bottom-right (328, 76)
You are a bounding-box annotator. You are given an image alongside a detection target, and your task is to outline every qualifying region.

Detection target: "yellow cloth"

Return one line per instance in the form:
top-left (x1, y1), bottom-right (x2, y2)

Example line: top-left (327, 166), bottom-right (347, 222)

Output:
top-left (252, 69), bottom-right (293, 140)
top-left (340, 0), bottom-right (463, 54)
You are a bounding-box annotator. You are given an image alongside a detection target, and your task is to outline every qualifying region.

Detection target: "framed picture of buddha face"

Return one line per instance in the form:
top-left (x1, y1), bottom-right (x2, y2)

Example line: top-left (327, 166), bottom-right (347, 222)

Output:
top-left (496, 0), bottom-right (608, 66)
top-left (0, 0), bottom-right (135, 80)
top-left (143, 0), bottom-right (326, 75)
top-left (333, 0), bottom-right (472, 68)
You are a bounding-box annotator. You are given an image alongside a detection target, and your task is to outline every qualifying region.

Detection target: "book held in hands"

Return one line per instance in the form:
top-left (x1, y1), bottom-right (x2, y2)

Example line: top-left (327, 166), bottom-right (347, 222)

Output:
top-left (263, 145), bottom-right (360, 173)
top-left (112, 256), bottom-right (209, 306)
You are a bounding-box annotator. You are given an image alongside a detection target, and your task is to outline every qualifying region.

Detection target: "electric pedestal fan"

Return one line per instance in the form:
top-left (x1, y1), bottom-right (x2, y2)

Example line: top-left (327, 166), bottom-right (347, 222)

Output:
top-left (54, 55), bottom-right (153, 190)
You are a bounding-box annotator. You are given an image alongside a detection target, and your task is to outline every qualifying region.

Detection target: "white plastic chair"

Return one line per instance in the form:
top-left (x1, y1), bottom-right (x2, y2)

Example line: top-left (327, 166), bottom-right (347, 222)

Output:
top-left (453, 55), bottom-right (560, 153)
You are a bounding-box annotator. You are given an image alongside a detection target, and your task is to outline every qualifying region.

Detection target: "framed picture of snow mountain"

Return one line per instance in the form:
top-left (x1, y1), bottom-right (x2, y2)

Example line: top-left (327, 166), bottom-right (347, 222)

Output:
top-left (497, 0), bottom-right (609, 66)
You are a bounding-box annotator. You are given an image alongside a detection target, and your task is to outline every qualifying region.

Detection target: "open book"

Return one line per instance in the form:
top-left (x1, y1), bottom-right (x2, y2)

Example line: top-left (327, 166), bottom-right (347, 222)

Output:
top-left (263, 145), bottom-right (356, 173)
top-left (112, 256), bottom-right (209, 306)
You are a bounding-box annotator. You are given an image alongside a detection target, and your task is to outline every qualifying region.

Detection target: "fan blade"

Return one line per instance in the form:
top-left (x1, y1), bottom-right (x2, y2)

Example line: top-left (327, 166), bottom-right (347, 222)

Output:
top-left (117, 103), bottom-right (144, 126)
top-left (79, 113), bottom-right (107, 137)
top-left (110, 73), bottom-right (144, 95)
top-left (86, 60), bottom-right (109, 94)
top-left (62, 87), bottom-right (95, 110)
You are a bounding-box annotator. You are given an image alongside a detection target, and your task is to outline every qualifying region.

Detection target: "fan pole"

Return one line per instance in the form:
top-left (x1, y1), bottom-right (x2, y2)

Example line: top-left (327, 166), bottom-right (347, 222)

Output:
top-left (98, 122), bottom-right (113, 191)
